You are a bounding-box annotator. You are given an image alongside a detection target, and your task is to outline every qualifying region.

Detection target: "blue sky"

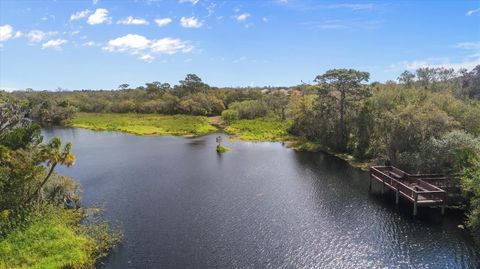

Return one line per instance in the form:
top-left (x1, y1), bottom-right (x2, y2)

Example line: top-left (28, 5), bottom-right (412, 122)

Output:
top-left (0, 0), bottom-right (479, 90)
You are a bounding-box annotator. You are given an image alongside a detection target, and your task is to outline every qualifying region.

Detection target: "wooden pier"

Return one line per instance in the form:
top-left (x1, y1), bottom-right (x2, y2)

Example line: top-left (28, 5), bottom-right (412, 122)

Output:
top-left (369, 166), bottom-right (447, 216)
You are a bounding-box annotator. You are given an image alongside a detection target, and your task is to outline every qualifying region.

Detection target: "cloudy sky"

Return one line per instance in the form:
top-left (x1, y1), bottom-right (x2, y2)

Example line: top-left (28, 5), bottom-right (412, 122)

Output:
top-left (0, 0), bottom-right (479, 90)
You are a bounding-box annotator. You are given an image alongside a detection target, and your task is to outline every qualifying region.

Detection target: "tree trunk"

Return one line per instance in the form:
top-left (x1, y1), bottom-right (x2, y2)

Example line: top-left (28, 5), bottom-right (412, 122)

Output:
top-left (27, 162), bottom-right (57, 203)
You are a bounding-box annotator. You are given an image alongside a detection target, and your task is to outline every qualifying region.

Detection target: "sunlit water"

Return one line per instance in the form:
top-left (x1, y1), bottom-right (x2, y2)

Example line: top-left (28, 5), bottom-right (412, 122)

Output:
top-left (43, 128), bottom-right (480, 268)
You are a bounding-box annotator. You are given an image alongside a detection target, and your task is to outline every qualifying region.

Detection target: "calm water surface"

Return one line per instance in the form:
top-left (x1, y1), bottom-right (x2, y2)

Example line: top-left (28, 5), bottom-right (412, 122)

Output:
top-left (43, 128), bottom-right (479, 269)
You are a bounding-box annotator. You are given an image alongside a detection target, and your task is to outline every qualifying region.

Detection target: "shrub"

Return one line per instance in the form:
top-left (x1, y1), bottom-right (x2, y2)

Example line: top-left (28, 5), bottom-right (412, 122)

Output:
top-left (229, 100), bottom-right (268, 119)
top-left (221, 109), bottom-right (239, 123)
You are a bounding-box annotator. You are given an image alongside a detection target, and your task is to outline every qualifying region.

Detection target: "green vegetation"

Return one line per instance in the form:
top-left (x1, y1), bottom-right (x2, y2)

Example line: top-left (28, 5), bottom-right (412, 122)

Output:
top-left (462, 154), bottom-right (480, 241)
top-left (3, 66), bottom-right (480, 243)
top-left (220, 109), bottom-right (239, 124)
top-left (225, 118), bottom-right (292, 141)
top-left (216, 145), bottom-right (230, 153)
top-left (0, 102), bottom-right (121, 268)
top-left (0, 205), bottom-right (122, 269)
top-left (72, 112), bottom-right (217, 136)
top-left (1, 206), bottom-right (92, 269)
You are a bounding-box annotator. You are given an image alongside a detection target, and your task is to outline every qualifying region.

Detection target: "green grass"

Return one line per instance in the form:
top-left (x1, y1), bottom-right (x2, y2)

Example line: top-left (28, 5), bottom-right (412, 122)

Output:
top-left (71, 112), bottom-right (217, 136)
top-left (216, 145), bottom-right (231, 153)
top-left (0, 207), bottom-right (94, 269)
top-left (225, 118), bottom-right (292, 141)
top-left (289, 140), bottom-right (322, 152)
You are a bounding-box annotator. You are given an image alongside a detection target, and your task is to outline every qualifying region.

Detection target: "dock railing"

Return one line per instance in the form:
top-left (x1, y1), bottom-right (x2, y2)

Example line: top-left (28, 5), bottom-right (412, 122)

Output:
top-left (369, 166), bottom-right (447, 216)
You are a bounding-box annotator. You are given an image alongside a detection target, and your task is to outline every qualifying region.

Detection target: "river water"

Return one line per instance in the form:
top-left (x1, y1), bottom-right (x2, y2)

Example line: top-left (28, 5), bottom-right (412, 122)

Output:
top-left (43, 128), bottom-right (479, 268)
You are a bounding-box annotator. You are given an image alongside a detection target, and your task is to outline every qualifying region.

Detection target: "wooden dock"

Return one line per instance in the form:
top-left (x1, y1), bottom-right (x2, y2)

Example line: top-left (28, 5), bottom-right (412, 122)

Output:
top-left (369, 166), bottom-right (447, 216)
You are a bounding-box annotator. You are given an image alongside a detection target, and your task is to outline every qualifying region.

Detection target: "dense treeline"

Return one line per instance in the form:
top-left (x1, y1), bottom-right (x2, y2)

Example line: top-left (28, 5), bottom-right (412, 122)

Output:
top-left (8, 74), bottom-right (268, 118)
top-left (2, 65), bottom-right (480, 241)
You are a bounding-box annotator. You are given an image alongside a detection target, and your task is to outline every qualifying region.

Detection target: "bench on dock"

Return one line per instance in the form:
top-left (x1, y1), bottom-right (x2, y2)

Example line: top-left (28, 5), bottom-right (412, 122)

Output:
top-left (369, 166), bottom-right (447, 216)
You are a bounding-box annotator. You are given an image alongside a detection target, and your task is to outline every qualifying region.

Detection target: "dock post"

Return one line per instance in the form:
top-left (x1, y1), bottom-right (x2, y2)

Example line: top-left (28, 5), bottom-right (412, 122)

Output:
top-left (369, 173), bottom-right (372, 192)
top-left (441, 193), bottom-right (447, 215)
top-left (381, 178), bottom-right (385, 195)
top-left (395, 184), bottom-right (399, 205)
top-left (413, 193), bottom-right (418, 217)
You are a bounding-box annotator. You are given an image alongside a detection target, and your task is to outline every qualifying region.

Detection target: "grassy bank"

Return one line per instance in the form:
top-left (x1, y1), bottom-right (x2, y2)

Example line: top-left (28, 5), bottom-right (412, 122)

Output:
top-left (0, 205), bottom-right (122, 269)
top-left (71, 112), bottom-right (217, 136)
top-left (1, 207), bottom-right (91, 269)
top-left (225, 118), bottom-right (292, 141)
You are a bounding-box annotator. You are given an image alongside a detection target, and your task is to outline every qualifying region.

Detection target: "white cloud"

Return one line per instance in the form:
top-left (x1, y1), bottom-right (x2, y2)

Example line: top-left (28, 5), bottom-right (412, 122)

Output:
top-left (103, 34), bottom-right (193, 61)
top-left (262, 17), bottom-right (269, 22)
top-left (0, 25), bottom-right (13, 41)
top-left (180, 16), bottom-right (202, 28)
top-left (41, 14), bottom-right (55, 21)
top-left (319, 23), bottom-right (348, 29)
top-left (87, 8), bottom-right (111, 25)
top-left (70, 9), bottom-right (91, 21)
top-left (392, 56), bottom-right (480, 71)
top-left (117, 16), bottom-right (149, 25)
top-left (83, 41), bottom-right (97, 47)
top-left (466, 8), bottom-right (480, 16)
top-left (42, 39), bottom-right (67, 49)
top-left (453, 41), bottom-right (480, 49)
top-left (233, 56), bottom-right (247, 63)
top-left (93, 0), bottom-right (99, 4)
top-left (139, 54), bottom-right (155, 62)
top-left (326, 4), bottom-right (374, 10)
top-left (235, 13), bottom-right (250, 22)
top-left (151, 37), bottom-right (193, 54)
top-left (389, 39), bottom-right (480, 72)
top-left (104, 34), bottom-right (150, 52)
top-left (27, 30), bottom-right (46, 43)
top-left (13, 31), bottom-right (22, 38)
top-left (206, 3), bottom-right (216, 17)
top-left (179, 0), bottom-right (199, 5)
top-left (155, 18), bottom-right (172, 27)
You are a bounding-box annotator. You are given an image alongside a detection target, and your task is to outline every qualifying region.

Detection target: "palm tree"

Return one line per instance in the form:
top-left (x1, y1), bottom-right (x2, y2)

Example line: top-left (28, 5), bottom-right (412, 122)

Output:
top-left (27, 137), bottom-right (76, 203)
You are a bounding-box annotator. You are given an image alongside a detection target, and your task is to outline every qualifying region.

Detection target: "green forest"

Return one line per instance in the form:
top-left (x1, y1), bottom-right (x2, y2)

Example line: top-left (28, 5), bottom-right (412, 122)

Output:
top-left (1, 66), bottom-right (480, 267)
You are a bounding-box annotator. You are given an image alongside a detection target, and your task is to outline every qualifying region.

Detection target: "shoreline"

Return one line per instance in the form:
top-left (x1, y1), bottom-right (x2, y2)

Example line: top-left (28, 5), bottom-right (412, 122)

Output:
top-left (68, 112), bottom-right (372, 171)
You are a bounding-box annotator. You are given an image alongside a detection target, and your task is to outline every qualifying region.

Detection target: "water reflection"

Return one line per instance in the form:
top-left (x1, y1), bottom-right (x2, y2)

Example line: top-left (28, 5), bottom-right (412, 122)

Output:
top-left (43, 128), bottom-right (480, 268)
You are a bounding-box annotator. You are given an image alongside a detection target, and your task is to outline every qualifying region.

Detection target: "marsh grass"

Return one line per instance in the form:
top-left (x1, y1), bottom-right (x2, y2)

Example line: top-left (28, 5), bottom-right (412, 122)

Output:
top-left (216, 145), bottom-right (230, 153)
top-left (225, 118), bottom-right (292, 141)
top-left (72, 113), bottom-right (217, 136)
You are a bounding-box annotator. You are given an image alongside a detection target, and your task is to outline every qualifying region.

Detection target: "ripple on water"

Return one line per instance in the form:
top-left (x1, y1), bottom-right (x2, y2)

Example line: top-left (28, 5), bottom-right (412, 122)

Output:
top-left (42, 129), bottom-right (480, 269)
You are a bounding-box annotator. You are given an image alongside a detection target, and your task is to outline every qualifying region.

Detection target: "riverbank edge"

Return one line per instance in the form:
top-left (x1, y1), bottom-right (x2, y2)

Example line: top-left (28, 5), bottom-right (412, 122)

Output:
top-left (69, 113), bottom-right (217, 137)
top-left (68, 113), bottom-right (371, 171)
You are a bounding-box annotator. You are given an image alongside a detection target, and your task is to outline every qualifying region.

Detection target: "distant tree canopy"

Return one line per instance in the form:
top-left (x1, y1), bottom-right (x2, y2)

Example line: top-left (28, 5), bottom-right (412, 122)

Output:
top-left (174, 74), bottom-right (210, 97)
top-left (314, 69), bottom-right (370, 150)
